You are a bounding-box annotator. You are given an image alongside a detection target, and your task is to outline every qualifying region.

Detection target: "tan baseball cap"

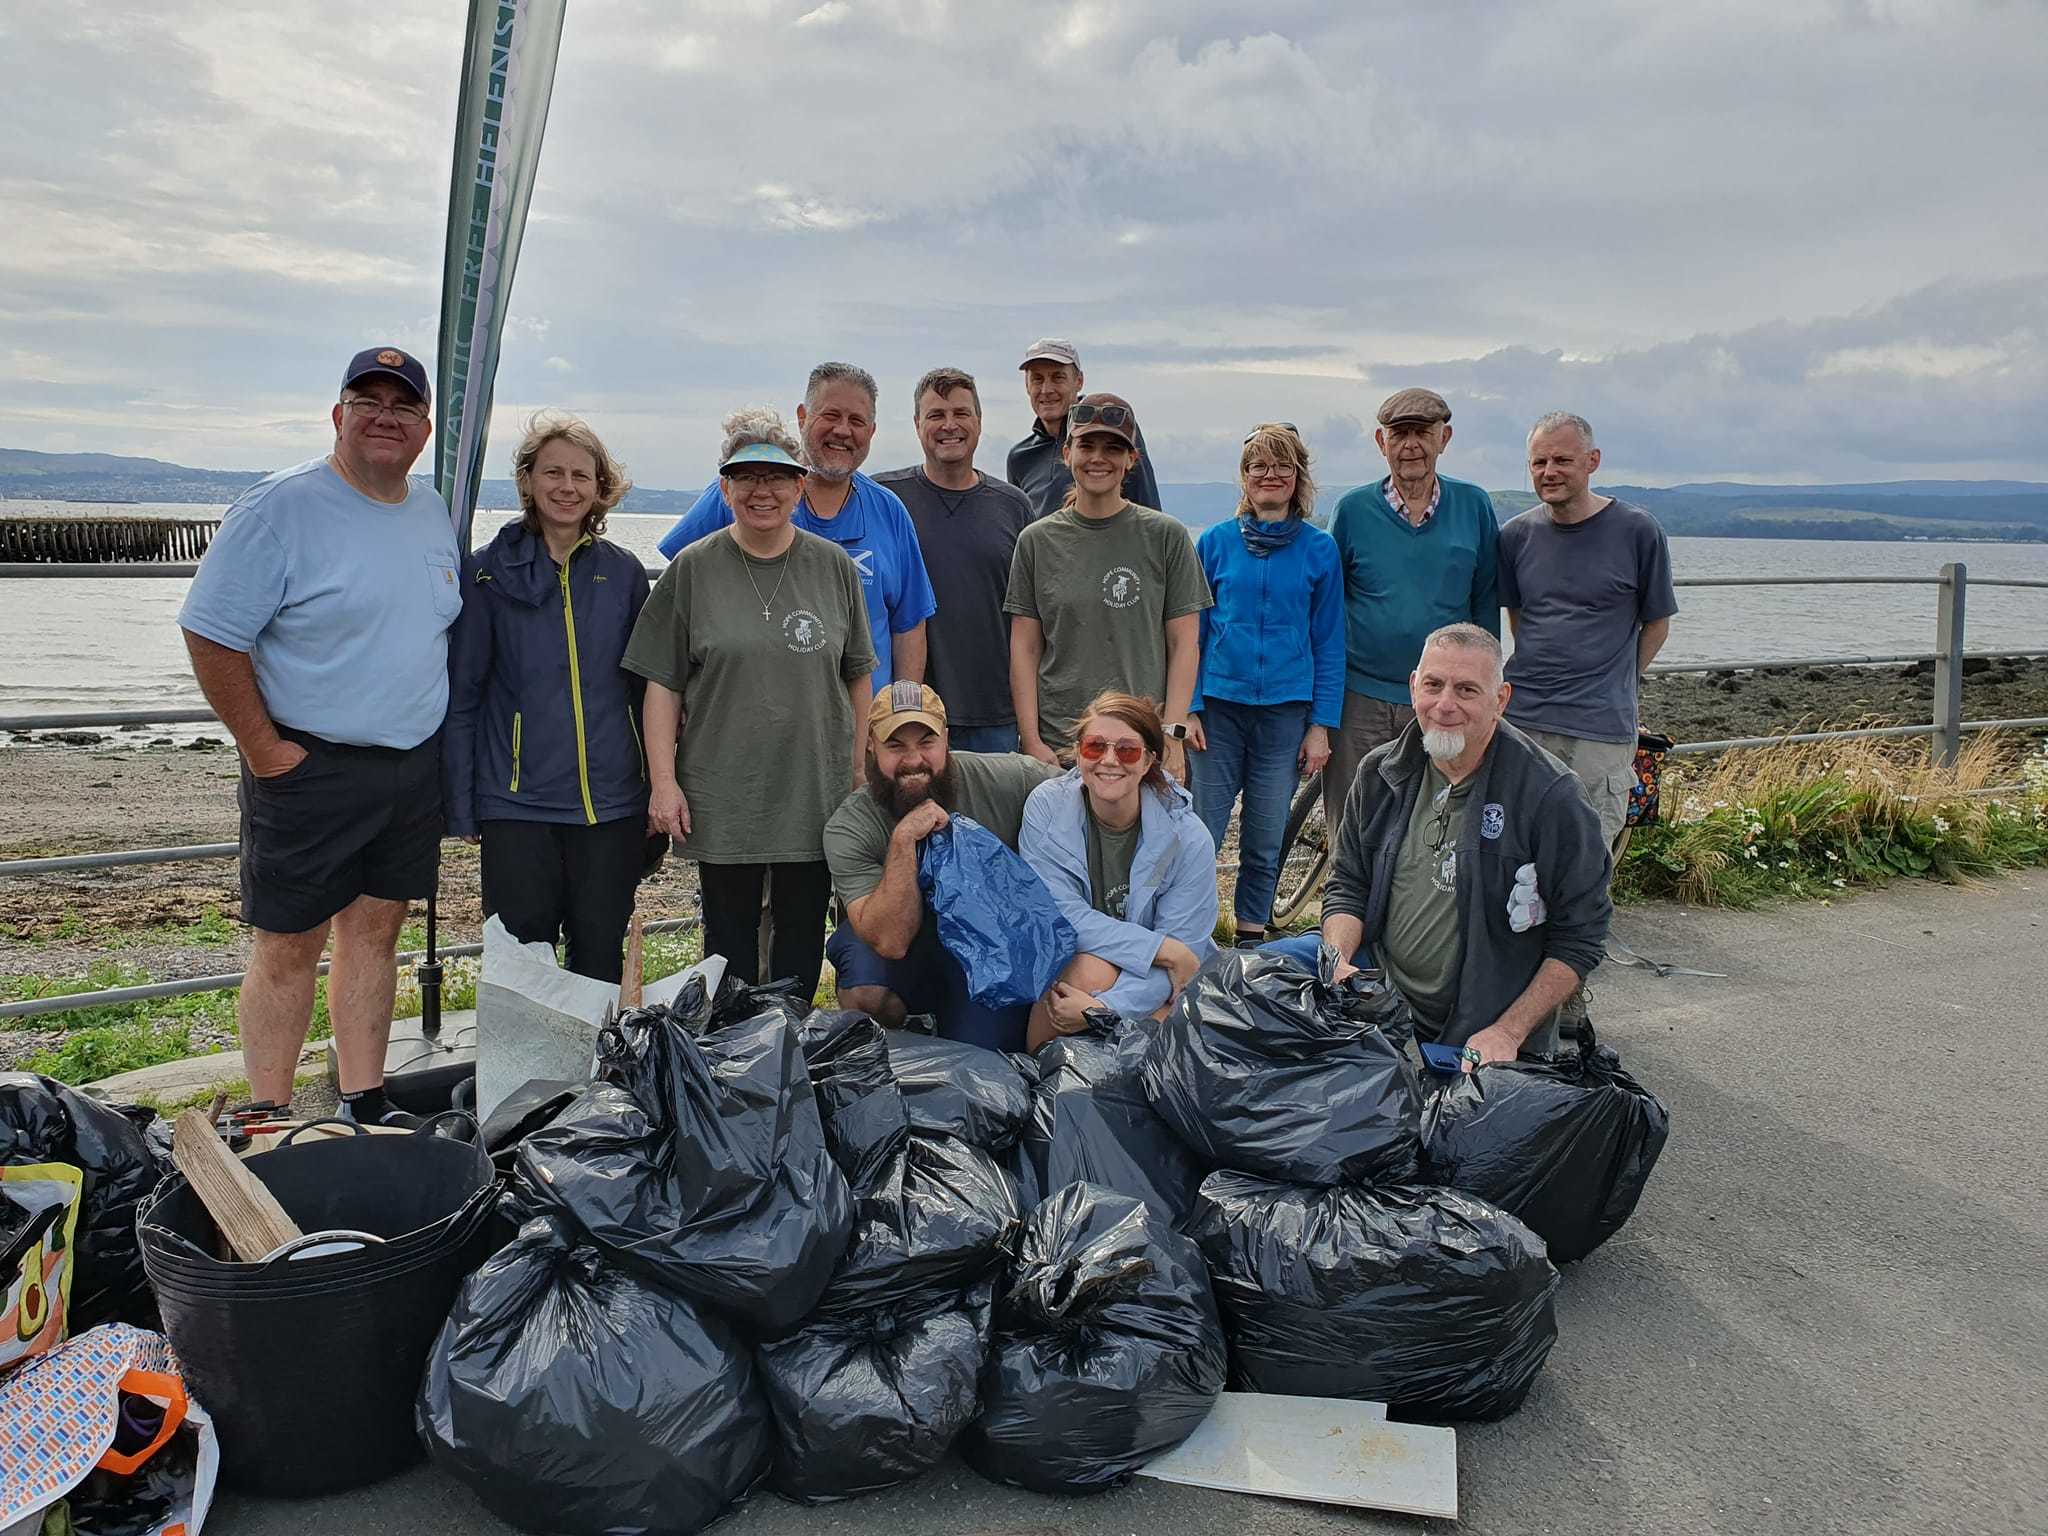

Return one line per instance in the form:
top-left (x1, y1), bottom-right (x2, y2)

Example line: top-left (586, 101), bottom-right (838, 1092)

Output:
top-left (1377, 387), bottom-right (1452, 427)
top-left (1020, 337), bottom-right (1081, 370)
top-left (869, 679), bottom-right (948, 740)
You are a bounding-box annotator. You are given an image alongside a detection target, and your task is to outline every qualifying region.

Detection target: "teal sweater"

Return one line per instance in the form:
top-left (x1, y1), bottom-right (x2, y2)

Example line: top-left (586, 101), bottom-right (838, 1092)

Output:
top-left (1327, 473), bottom-right (1501, 703)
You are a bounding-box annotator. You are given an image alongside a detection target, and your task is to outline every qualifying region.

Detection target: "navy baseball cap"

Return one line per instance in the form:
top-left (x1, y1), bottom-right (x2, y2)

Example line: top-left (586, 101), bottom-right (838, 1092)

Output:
top-left (342, 346), bottom-right (431, 406)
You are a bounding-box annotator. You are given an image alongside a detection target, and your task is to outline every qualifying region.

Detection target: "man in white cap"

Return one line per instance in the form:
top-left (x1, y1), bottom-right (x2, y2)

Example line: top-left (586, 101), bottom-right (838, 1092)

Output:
top-left (1005, 337), bottom-right (1162, 517)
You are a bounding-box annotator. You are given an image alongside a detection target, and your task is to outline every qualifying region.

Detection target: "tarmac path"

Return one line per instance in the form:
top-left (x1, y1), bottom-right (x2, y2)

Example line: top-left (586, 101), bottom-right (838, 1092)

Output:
top-left (203, 872), bottom-right (2048, 1536)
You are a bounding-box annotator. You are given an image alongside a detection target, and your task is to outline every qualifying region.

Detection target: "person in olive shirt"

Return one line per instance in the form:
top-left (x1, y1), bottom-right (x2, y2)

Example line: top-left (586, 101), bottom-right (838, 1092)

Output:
top-left (1003, 393), bottom-right (1211, 778)
top-left (625, 418), bottom-right (875, 1004)
top-left (822, 681), bottom-right (1059, 1051)
top-left (1262, 624), bottom-right (1611, 1063)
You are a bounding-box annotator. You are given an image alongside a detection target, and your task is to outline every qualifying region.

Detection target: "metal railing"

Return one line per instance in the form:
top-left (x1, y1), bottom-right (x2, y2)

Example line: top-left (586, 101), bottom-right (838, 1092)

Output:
top-left (4, 555), bottom-right (2045, 1022)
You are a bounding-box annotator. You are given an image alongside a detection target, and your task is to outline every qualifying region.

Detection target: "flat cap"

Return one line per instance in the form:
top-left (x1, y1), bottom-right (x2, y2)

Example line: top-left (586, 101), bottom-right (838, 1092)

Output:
top-left (1376, 387), bottom-right (1451, 427)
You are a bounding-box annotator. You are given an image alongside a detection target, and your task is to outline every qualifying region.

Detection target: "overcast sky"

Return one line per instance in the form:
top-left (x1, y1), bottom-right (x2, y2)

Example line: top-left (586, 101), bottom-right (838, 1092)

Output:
top-left (4, 0), bottom-right (2043, 495)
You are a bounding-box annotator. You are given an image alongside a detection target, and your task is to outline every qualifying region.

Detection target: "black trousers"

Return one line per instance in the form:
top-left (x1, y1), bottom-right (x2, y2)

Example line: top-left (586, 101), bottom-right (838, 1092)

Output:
top-left (480, 816), bottom-right (648, 983)
top-left (695, 860), bottom-right (833, 1004)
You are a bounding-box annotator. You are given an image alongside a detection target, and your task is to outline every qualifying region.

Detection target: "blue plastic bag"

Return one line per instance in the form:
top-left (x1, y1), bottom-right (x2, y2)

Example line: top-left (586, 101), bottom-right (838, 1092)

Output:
top-left (918, 816), bottom-right (1077, 1009)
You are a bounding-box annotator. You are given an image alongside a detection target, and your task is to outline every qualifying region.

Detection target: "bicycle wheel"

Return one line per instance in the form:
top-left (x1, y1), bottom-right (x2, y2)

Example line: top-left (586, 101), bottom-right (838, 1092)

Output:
top-left (1270, 770), bottom-right (1330, 927)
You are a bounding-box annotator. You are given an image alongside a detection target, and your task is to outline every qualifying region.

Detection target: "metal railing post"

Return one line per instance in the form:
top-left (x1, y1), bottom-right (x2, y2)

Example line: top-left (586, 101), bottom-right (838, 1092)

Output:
top-left (1933, 562), bottom-right (1968, 768)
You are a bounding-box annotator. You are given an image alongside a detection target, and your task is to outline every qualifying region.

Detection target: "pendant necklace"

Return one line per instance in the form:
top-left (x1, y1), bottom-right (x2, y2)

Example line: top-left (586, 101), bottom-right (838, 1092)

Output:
top-left (741, 548), bottom-right (791, 621)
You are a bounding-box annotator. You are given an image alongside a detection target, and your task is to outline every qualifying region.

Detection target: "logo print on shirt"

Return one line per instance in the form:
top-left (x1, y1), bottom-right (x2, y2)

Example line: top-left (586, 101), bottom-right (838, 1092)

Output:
top-left (784, 609), bottom-right (826, 654)
top-left (847, 548), bottom-right (876, 580)
top-left (1103, 882), bottom-right (1130, 920)
top-left (1432, 848), bottom-right (1458, 894)
top-left (1101, 567), bottom-right (1141, 609)
top-left (1481, 803), bottom-right (1505, 840)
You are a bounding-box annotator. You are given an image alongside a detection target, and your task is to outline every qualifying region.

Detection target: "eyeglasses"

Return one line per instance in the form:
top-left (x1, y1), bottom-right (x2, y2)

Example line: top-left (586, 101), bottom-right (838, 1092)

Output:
top-left (726, 469), bottom-right (800, 487)
top-left (1068, 402), bottom-right (1133, 431)
top-left (341, 397), bottom-right (429, 425)
top-left (1426, 787), bottom-right (1454, 854)
top-left (1243, 422), bottom-right (1300, 443)
top-left (1244, 461), bottom-right (1298, 480)
top-left (1076, 735), bottom-right (1148, 766)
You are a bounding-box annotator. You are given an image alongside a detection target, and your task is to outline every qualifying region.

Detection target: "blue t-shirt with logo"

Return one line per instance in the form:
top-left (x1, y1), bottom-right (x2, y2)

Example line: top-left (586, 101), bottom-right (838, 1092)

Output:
top-left (177, 458), bottom-right (461, 749)
top-left (656, 471), bottom-right (936, 691)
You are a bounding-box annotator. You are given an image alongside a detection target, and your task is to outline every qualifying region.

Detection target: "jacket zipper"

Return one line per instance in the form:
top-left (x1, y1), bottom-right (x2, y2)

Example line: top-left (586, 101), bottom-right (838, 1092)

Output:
top-left (509, 711), bottom-right (522, 792)
top-left (560, 539), bottom-right (597, 824)
top-left (626, 704), bottom-right (646, 782)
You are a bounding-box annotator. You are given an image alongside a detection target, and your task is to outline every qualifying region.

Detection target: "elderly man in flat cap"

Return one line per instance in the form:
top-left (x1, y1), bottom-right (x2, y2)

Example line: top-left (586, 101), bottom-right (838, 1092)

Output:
top-left (1320, 388), bottom-right (1501, 838)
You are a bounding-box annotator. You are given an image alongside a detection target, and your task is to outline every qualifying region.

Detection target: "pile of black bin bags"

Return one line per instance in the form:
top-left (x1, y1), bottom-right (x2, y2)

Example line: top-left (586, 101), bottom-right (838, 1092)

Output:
top-left (420, 944), bottom-right (1670, 1532)
top-left (1148, 948), bottom-right (1564, 1422)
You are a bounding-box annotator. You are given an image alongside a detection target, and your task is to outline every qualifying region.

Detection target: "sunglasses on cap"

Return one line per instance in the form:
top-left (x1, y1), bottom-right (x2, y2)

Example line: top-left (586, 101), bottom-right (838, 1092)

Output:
top-left (1069, 402), bottom-right (1134, 431)
top-left (1243, 421), bottom-right (1300, 443)
top-left (1076, 734), bottom-right (1149, 766)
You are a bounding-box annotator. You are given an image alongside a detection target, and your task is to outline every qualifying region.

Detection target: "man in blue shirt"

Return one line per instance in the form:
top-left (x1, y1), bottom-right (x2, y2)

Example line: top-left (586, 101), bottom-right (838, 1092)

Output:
top-left (1323, 388), bottom-right (1500, 837)
top-left (177, 346), bottom-right (460, 1127)
top-left (656, 362), bottom-right (935, 691)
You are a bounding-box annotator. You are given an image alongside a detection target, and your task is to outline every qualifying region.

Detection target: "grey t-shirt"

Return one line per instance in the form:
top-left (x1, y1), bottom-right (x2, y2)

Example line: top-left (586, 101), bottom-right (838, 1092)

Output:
top-left (822, 750), bottom-right (1061, 910)
top-left (1002, 504), bottom-right (1212, 750)
top-left (1379, 763), bottom-right (1471, 1039)
top-left (874, 467), bottom-right (1038, 728)
top-left (623, 529), bottom-right (876, 864)
top-left (1499, 497), bottom-right (1678, 744)
top-left (1084, 803), bottom-right (1143, 920)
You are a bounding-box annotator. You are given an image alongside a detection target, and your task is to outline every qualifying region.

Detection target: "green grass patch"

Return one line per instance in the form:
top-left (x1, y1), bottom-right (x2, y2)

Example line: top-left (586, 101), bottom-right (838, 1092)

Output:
top-left (1617, 734), bottom-right (2048, 908)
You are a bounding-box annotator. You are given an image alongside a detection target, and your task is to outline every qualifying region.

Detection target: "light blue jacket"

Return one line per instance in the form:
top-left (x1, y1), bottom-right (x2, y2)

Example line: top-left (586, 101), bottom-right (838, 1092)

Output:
top-left (1018, 768), bottom-right (1219, 1019)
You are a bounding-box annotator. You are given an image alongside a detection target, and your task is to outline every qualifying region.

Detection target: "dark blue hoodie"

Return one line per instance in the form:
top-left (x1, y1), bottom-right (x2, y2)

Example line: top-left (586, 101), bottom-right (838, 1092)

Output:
top-left (443, 522), bottom-right (652, 836)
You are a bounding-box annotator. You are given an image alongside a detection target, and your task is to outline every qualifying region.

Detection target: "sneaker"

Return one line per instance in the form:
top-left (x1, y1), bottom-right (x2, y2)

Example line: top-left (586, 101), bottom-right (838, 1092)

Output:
top-left (1232, 930), bottom-right (1268, 950)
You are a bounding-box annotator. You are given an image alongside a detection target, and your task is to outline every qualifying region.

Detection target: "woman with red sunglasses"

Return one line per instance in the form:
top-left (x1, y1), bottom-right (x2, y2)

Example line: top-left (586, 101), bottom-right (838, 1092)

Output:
top-left (1017, 691), bottom-right (1218, 1048)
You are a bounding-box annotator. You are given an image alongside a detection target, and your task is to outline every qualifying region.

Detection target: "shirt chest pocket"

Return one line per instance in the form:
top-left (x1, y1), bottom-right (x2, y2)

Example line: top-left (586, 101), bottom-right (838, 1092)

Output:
top-left (425, 556), bottom-right (463, 623)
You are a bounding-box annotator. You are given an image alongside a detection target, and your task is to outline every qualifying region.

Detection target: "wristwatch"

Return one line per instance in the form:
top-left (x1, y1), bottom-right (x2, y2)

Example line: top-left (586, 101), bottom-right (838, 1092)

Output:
top-left (1163, 722), bottom-right (1190, 742)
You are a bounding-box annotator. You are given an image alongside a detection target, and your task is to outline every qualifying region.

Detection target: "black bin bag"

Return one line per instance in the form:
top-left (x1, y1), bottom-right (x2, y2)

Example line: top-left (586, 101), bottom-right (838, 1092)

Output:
top-left (965, 1182), bottom-right (1227, 1494)
top-left (757, 1281), bottom-right (994, 1505)
top-left (1420, 1018), bottom-right (1670, 1263)
top-left (885, 1029), bottom-right (1034, 1151)
top-left (1013, 1013), bottom-right (1202, 1225)
top-left (820, 1130), bottom-right (1019, 1319)
top-left (799, 1009), bottom-right (912, 1191)
top-left (419, 1216), bottom-right (772, 1536)
top-left (0, 1072), bottom-right (168, 1330)
top-left (510, 993), bottom-right (853, 1334)
top-left (1187, 1170), bottom-right (1559, 1422)
top-left (1143, 948), bottom-right (1421, 1187)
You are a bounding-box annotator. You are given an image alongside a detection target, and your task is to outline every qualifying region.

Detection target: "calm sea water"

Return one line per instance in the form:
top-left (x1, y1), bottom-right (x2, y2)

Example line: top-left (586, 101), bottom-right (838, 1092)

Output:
top-left (4, 500), bottom-right (2045, 729)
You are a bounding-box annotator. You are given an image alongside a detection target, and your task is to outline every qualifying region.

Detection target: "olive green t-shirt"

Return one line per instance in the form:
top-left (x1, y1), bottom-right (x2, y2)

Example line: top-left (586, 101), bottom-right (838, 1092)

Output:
top-left (822, 750), bottom-right (1061, 910)
top-left (1380, 763), bottom-right (1470, 1035)
top-left (1002, 503), bottom-right (1212, 750)
top-left (623, 528), bottom-right (876, 864)
top-left (1084, 802), bottom-right (1144, 920)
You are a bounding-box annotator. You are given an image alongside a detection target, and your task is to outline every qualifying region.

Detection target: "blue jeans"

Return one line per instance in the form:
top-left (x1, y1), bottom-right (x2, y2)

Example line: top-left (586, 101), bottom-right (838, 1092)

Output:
top-left (947, 722), bottom-right (1021, 754)
top-left (1191, 698), bottom-right (1308, 928)
top-left (825, 914), bottom-right (1031, 1053)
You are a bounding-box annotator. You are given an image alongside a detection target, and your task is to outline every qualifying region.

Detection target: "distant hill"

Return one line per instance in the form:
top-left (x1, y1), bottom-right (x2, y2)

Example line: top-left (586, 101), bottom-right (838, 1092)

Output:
top-left (4, 448), bottom-right (2043, 542)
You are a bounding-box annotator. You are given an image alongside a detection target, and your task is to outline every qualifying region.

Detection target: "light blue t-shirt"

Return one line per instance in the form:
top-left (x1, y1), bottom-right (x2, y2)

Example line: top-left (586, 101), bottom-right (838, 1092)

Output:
top-left (656, 470), bottom-right (936, 691)
top-left (177, 458), bottom-right (462, 749)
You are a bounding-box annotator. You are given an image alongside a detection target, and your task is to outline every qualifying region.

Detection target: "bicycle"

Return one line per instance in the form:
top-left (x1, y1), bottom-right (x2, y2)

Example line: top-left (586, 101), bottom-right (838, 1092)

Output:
top-left (1270, 769), bottom-right (1331, 927)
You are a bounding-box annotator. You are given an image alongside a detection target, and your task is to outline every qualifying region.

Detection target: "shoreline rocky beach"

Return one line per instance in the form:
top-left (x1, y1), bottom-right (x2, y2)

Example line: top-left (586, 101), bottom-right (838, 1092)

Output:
top-left (5, 655), bottom-right (2047, 1071)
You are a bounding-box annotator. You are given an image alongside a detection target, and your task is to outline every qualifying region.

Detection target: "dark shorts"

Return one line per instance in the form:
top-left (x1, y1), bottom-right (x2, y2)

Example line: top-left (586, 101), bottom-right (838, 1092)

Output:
top-left (825, 914), bottom-right (1030, 1054)
top-left (238, 726), bottom-right (443, 934)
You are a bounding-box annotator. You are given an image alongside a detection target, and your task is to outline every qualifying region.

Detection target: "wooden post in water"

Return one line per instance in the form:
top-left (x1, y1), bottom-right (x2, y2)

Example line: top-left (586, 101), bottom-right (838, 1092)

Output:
top-left (1932, 562), bottom-right (1967, 768)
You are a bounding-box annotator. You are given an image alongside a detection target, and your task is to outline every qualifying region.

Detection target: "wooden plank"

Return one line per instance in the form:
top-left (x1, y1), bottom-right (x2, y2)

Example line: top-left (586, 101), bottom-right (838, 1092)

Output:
top-left (1138, 1392), bottom-right (1457, 1520)
top-left (621, 912), bottom-right (645, 1009)
top-left (171, 1110), bottom-right (304, 1262)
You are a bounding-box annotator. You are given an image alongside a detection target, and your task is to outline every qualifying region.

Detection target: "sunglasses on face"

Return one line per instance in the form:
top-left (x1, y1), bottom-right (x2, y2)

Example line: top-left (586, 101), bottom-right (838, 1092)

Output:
top-left (1069, 402), bottom-right (1133, 431)
top-left (1077, 735), bottom-right (1149, 766)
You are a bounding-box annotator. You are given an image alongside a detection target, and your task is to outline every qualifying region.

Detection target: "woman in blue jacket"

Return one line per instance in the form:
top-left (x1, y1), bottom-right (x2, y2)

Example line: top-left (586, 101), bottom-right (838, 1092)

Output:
top-left (1018, 691), bottom-right (1218, 1048)
top-left (444, 415), bottom-right (653, 982)
top-left (1187, 423), bottom-right (1345, 946)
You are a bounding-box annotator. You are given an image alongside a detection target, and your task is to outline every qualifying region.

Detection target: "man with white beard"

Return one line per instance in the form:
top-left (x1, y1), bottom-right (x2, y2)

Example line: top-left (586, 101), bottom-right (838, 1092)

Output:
top-left (1262, 623), bottom-right (1611, 1064)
